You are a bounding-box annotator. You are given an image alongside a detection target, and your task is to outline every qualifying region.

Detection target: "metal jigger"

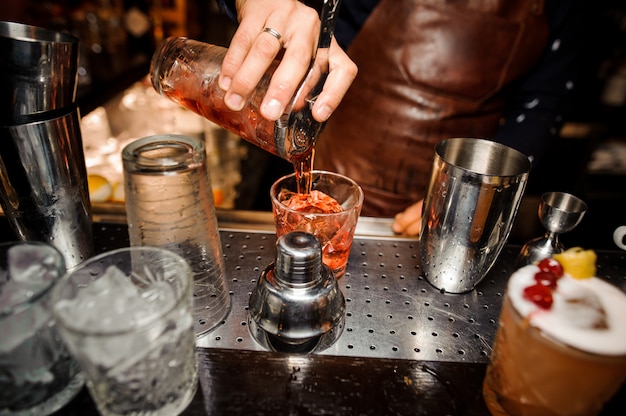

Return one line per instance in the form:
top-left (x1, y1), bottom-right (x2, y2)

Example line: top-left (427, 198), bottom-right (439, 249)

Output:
top-left (517, 192), bottom-right (588, 266)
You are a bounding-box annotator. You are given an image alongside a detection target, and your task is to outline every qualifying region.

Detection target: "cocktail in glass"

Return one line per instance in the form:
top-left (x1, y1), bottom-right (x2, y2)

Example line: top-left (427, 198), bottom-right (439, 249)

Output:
top-left (483, 264), bottom-right (626, 416)
top-left (270, 170), bottom-right (363, 278)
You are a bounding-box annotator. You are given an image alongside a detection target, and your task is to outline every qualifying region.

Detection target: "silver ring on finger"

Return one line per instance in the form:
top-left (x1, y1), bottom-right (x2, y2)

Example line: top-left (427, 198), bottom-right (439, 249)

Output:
top-left (262, 27), bottom-right (284, 48)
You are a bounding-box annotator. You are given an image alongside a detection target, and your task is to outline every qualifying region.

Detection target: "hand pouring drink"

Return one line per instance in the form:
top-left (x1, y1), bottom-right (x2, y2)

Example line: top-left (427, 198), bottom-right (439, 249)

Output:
top-left (149, 2), bottom-right (361, 274)
top-left (150, 0), bottom-right (342, 180)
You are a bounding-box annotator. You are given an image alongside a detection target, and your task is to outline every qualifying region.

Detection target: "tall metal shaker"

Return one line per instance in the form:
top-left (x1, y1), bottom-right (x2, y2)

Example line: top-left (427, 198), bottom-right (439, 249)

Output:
top-left (0, 21), bottom-right (93, 269)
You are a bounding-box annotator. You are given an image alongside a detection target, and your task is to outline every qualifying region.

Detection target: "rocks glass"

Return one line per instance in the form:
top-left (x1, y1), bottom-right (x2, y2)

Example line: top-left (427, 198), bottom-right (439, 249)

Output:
top-left (0, 242), bottom-right (84, 415)
top-left (50, 247), bottom-right (198, 416)
top-left (483, 265), bottom-right (626, 415)
top-left (270, 170), bottom-right (364, 278)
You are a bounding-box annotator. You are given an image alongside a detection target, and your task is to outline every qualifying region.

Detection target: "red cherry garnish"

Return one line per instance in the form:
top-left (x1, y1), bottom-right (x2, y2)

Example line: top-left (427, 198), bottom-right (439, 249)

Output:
top-left (523, 284), bottom-right (553, 309)
top-left (537, 258), bottom-right (564, 279)
top-left (534, 271), bottom-right (558, 289)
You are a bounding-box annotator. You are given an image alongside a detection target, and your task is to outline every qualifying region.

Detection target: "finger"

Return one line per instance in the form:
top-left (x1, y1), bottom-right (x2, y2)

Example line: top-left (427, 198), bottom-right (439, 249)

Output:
top-left (392, 215), bottom-right (405, 234)
top-left (260, 25), bottom-right (318, 119)
top-left (219, 22), bottom-right (259, 92)
top-left (312, 38), bottom-right (358, 122)
top-left (223, 22), bottom-right (286, 111)
top-left (392, 200), bottom-right (424, 234)
top-left (403, 219), bottom-right (422, 237)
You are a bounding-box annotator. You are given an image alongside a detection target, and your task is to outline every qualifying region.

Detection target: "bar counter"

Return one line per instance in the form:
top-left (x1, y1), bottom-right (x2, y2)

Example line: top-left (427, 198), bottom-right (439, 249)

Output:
top-left (1, 211), bottom-right (623, 415)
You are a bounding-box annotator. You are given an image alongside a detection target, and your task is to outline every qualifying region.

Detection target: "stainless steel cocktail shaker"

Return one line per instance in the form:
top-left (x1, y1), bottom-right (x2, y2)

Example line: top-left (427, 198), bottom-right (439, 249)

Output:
top-left (248, 231), bottom-right (345, 353)
top-left (0, 21), bottom-right (93, 268)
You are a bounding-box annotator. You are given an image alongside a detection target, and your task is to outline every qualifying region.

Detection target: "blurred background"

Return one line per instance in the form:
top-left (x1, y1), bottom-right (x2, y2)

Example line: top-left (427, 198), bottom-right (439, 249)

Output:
top-left (1, 0), bottom-right (626, 249)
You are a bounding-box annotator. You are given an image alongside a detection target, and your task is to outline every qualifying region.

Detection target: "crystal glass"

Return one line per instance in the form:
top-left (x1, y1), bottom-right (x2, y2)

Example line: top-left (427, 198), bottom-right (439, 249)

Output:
top-left (270, 170), bottom-right (363, 278)
top-left (50, 247), bottom-right (198, 416)
top-left (0, 242), bottom-right (84, 416)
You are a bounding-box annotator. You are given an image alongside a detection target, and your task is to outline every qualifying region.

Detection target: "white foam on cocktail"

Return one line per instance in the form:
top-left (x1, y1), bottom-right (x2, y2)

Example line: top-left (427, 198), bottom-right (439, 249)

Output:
top-left (54, 265), bottom-right (179, 369)
top-left (508, 264), bottom-right (626, 356)
top-left (0, 245), bottom-right (59, 354)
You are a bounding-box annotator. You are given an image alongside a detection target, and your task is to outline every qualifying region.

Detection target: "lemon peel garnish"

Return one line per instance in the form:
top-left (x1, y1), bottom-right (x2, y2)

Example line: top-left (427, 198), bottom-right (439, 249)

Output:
top-left (87, 174), bottom-right (112, 203)
top-left (553, 247), bottom-right (597, 279)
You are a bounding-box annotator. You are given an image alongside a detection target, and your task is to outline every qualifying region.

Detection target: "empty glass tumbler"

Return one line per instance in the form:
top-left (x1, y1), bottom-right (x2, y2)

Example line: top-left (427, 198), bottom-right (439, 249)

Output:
top-left (122, 134), bottom-right (231, 337)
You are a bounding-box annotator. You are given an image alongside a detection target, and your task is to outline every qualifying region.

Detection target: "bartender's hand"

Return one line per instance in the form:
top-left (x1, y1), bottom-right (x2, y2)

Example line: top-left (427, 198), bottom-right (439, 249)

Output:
top-left (392, 200), bottom-right (424, 237)
top-left (218, 0), bottom-right (357, 122)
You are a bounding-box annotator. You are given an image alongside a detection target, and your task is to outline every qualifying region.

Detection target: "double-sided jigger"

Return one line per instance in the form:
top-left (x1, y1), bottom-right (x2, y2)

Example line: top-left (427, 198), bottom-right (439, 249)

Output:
top-left (248, 231), bottom-right (346, 353)
top-left (517, 191), bottom-right (588, 266)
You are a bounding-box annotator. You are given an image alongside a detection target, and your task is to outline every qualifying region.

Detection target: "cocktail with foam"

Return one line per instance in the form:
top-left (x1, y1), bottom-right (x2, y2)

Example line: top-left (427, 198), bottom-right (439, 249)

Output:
top-left (483, 248), bottom-right (626, 416)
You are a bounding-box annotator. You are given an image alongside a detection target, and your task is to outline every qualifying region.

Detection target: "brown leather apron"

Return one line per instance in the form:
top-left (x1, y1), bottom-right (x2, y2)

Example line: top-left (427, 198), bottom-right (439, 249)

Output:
top-left (315, 0), bottom-right (549, 217)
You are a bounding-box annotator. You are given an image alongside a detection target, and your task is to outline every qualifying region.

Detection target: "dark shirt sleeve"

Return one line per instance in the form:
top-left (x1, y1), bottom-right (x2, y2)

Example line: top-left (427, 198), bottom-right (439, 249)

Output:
top-left (216, 0), bottom-right (238, 21)
top-left (217, 0), bottom-right (381, 49)
top-left (335, 0), bottom-right (380, 49)
top-left (494, 0), bottom-right (594, 163)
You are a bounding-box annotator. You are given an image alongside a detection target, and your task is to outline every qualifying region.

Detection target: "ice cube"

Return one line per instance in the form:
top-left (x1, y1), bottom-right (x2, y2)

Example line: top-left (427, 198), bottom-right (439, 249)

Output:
top-left (54, 265), bottom-right (178, 369)
top-left (8, 244), bottom-right (61, 287)
top-left (0, 245), bottom-right (61, 309)
top-left (0, 246), bottom-right (60, 354)
top-left (0, 292), bottom-right (49, 354)
top-left (56, 265), bottom-right (176, 332)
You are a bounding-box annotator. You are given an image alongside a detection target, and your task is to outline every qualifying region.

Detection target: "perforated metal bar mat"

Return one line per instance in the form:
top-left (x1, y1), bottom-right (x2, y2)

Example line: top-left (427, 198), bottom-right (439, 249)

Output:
top-left (196, 230), bottom-right (516, 364)
top-left (91, 222), bottom-right (626, 364)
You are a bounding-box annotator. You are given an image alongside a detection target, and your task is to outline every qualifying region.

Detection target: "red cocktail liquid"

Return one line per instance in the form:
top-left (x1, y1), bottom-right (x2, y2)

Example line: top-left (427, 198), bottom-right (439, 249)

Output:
top-left (281, 190), bottom-right (343, 213)
top-left (168, 90), bottom-right (277, 158)
top-left (168, 88), bottom-right (316, 195)
top-left (275, 185), bottom-right (354, 277)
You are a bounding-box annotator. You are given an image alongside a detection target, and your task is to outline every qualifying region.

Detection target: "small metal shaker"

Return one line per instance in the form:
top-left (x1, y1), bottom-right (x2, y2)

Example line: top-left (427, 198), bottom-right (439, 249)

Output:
top-left (248, 232), bottom-right (345, 353)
